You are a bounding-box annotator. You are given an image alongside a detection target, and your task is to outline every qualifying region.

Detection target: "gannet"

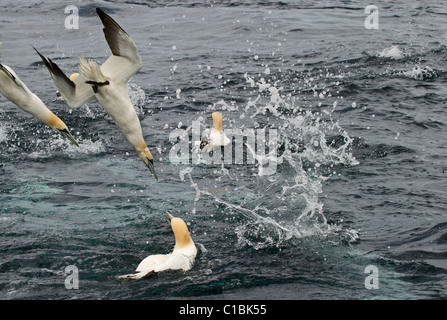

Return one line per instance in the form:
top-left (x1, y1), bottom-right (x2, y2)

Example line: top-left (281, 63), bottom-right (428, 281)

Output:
top-left (195, 111), bottom-right (231, 155)
top-left (34, 8), bottom-right (157, 179)
top-left (0, 61), bottom-right (79, 147)
top-left (117, 212), bottom-right (197, 280)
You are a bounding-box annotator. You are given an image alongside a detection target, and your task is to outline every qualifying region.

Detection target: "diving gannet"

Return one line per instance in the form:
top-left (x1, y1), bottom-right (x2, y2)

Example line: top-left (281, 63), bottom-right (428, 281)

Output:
top-left (34, 8), bottom-right (157, 179)
top-left (117, 212), bottom-right (197, 280)
top-left (0, 61), bottom-right (79, 147)
top-left (195, 111), bottom-right (230, 154)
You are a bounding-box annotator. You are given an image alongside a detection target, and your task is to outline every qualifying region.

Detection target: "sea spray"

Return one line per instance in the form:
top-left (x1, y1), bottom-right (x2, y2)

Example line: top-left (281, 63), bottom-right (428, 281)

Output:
top-left (28, 138), bottom-right (107, 160)
top-left (0, 123), bottom-right (7, 143)
top-left (176, 72), bottom-right (359, 249)
top-left (127, 82), bottom-right (147, 116)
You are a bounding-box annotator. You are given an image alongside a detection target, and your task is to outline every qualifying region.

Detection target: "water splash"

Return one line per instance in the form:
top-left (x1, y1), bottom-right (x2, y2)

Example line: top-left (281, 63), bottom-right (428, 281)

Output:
top-left (378, 45), bottom-right (406, 60)
top-left (401, 65), bottom-right (438, 80)
top-left (177, 72), bottom-right (359, 249)
top-left (127, 82), bottom-right (147, 116)
top-left (28, 138), bottom-right (106, 160)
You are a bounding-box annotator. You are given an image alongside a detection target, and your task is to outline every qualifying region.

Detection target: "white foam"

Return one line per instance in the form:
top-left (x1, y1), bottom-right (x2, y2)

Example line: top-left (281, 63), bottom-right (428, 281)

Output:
top-left (402, 65), bottom-right (437, 80)
top-left (378, 45), bottom-right (405, 59)
top-left (69, 139), bottom-right (106, 155)
top-left (29, 138), bottom-right (106, 159)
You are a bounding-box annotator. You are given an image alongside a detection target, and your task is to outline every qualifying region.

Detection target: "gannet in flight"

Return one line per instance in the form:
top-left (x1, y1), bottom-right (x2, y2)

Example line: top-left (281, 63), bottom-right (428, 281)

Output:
top-left (195, 111), bottom-right (231, 155)
top-left (34, 8), bottom-right (157, 180)
top-left (0, 58), bottom-right (79, 146)
top-left (117, 212), bottom-right (197, 280)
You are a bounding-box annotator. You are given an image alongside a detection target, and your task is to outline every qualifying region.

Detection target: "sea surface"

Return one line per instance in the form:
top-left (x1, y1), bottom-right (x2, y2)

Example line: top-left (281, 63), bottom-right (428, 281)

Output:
top-left (1, 0), bottom-right (447, 300)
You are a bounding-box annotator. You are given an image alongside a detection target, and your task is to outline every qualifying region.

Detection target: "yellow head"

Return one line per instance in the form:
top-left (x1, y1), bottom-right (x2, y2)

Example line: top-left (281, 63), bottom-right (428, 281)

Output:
top-left (46, 113), bottom-right (79, 147)
top-left (211, 112), bottom-right (224, 132)
top-left (166, 212), bottom-right (193, 249)
top-left (137, 140), bottom-right (158, 180)
top-left (69, 73), bottom-right (80, 81)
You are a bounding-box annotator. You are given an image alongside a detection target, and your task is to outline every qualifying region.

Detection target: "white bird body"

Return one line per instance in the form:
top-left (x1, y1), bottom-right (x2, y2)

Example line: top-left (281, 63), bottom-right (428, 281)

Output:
top-left (41, 36), bottom-right (142, 110)
top-left (135, 250), bottom-right (195, 274)
top-left (196, 112), bottom-right (230, 154)
top-left (118, 212), bottom-right (197, 280)
top-left (78, 57), bottom-right (145, 155)
top-left (209, 127), bottom-right (231, 148)
top-left (0, 62), bottom-right (79, 146)
top-left (35, 8), bottom-right (157, 179)
top-left (34, 9), bottom-right (142, 111)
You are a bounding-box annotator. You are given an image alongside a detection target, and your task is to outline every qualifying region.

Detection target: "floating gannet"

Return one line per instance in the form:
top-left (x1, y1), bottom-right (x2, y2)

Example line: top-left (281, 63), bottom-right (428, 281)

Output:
top-left (117, 212), bottom-right (197, 280)
top-left (34, 8), bottom-right (157, 179)
top-left (195, 111), bottom-right (230, 155)
top-left (0, 60), bottom-right (79, 147)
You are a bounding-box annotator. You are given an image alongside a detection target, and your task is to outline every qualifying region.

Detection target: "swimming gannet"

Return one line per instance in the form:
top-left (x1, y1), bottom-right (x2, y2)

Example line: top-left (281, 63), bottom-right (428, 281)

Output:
top-left (34, 8), bottom-right (157, 179)
top-left (195, 111), bottom-right (231, 155)
top-left (117, 212), bottom-right (197, 280)
top-left (0, 62), bottom-right (79, 147)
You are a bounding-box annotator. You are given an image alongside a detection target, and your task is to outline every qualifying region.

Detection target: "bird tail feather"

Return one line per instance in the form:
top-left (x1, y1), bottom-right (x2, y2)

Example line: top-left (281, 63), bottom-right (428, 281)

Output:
top-left (78, 57), bottom-right (105, 83)
top-left (116, 270), bottom-right (155, 281)
top-left (116, 273), bottom-right (138, 280)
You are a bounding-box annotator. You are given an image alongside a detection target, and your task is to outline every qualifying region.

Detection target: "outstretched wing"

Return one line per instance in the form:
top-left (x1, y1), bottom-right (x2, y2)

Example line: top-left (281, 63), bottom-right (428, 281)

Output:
top-left (34, 47), bottom-right (95, 109)
top-left (96, 8), bottom-right (143, 84)
top-left (33, 9), bottom-right (142, 108)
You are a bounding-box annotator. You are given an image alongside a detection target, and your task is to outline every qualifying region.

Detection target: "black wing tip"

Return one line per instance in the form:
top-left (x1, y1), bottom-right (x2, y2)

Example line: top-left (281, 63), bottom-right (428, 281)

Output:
top-left (32, 46), bottom-right (47, 62)
top-left (32, 46), bottom-right (53, 72)
top-left (0, 63), bottom-right (19, 86)
top-left (96, 7), bottom-right (107, 15)
top-left (0, 63), bottom-right (18, 85)
top-left (96, 7), bottom-right (111, 23)
top-left (96, 7), bottom-right (105, 17)
top-left (96, 7), bottom-right (128, 35)
top-left (32, 48), bottom-right (76, 90)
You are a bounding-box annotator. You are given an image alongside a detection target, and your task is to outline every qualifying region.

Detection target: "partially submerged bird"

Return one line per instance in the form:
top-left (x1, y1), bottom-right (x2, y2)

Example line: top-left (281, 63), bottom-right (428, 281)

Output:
top-left (0, 53), bottom-right (79, 147)
top-left (34, 8), bottom-right (157, 180)
top-left (117, 212), bottom-right (197, 280)
top-left (195, 111), bottom-right (231, 155)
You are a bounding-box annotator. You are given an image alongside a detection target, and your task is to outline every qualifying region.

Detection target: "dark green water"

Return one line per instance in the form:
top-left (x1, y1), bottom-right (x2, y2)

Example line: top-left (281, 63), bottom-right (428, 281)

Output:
top-left (1, 1), bottom-right (447, 300)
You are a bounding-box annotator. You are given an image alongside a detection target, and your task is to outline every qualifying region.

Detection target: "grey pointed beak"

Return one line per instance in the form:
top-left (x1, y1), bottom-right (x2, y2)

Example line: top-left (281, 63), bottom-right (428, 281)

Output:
top-left (146, 158), bottom-right (159, 181)
top-left (165, 212), bottom-right (174, 224)
top-left (58, 128), bottom-right (79, 147)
